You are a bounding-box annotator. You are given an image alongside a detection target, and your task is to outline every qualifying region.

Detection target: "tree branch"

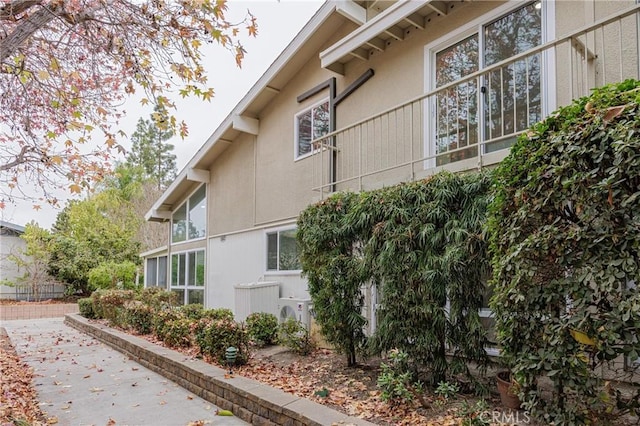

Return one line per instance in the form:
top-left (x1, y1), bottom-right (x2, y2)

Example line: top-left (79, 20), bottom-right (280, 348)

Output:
top-left (0, 2), bottom-right (62, 62)
top-left (0, 0), bottom-right (43, 21)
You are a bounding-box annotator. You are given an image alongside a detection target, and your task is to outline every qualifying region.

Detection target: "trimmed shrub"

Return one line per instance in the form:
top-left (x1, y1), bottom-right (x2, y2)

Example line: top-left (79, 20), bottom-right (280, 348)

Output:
top-left (246, 312), bottom-right (279, 346)
top-left (138, 287), bottom-right (177, 310)
top-left (87, 261), bottom-right (139, 291)
top-left (78, 297), bottom-right (95, 319)
top-left (178, 304), bottom-right (205, 320)
top-left (160, 317), bottom-right (194, 348)
top-left (279, 318), bottom-right (315, 356)
top-left (195, 318), bottom-right (250, 365)
top-left (96, 289), bottom-right (136, 327)
top-left (122, 301), bottom-right (154, 334)
top-left (201, 307), bottom-right (234, 321)
top-left (152, 308), bottom-right (185, 341)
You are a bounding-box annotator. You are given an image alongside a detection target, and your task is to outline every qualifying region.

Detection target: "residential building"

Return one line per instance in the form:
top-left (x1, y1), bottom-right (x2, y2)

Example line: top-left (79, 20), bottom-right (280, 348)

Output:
top-left (143, 0), bottom-right (640, 326)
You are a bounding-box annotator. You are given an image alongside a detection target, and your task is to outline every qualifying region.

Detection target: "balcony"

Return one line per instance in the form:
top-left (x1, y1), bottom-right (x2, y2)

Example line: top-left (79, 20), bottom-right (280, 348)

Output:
top-left (311, 4), bottom-right (640, 198)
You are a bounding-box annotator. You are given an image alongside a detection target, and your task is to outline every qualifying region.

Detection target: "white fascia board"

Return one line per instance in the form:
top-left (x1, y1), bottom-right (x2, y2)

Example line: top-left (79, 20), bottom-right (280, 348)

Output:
top-left (320, 0), bottom-right (432, 69)
top-left (139, 245), bottom-right (168, 258)
top-left (335, 0), bottom-right (366, 25)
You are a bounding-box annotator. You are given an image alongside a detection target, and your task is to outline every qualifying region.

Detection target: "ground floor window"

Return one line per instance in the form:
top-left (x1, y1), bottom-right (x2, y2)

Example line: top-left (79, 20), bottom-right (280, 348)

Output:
top-left (171, 250), bottom-right (205, 305)
top-left (145, 256), bottom-right (168, 288)
top-left (266, 227), bottom-right (300, 272)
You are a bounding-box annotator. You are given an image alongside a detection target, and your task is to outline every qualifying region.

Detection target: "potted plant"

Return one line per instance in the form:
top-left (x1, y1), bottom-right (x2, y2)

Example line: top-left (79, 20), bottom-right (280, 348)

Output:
top-left (496, 370), bottom-right (520, 409)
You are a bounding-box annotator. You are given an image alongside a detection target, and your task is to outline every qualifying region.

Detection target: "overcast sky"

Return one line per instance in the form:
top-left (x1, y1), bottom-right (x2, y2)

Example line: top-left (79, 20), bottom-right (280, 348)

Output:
top-left (1, 0), bottom-right (324, 229)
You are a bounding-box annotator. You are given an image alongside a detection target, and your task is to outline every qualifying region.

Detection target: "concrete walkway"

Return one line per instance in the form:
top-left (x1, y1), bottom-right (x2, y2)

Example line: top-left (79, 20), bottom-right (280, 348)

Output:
top-left (0, 303), bottom-right (79, 320)
top-left (2, 318), bottom-right (247, 426)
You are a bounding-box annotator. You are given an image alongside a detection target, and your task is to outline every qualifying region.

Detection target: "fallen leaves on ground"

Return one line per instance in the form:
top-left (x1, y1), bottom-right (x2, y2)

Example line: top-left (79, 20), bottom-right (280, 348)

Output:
top-left (0, 330), bottom-right (49, 425)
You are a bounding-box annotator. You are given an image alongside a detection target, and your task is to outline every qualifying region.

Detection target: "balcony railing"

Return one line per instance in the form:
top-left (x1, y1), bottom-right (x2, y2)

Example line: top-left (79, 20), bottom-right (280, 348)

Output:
top-left (312, 4), bottom-right (640, 198)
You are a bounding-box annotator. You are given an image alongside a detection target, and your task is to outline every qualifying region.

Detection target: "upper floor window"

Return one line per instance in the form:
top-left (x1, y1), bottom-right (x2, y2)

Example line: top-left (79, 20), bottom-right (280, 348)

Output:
top-left (172, 185), bottom-right (206, 243)
top-left (295, 99), bottom-right (330, 160)
top-left (428, 1), bottom-right (546, 166)
top-left (266, 227), bottom-right (300, 272)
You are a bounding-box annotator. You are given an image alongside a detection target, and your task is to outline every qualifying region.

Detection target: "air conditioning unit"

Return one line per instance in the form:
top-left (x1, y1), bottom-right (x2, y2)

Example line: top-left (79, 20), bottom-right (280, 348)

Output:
top-left (278, 297), bottom-right (312, 329)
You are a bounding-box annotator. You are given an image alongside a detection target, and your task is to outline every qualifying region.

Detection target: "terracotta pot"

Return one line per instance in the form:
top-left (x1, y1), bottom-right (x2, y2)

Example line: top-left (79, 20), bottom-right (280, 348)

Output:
top-left (496, 370), bottom-right (520, 409)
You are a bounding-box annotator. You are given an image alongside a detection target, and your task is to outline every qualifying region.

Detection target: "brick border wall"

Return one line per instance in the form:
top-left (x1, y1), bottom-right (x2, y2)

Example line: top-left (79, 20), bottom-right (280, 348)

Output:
top-left (64, 314), bottom-right (375, 426)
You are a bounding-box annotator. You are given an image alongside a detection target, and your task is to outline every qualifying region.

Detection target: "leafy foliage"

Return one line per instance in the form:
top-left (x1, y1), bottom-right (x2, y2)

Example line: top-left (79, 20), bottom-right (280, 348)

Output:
top-left (298, 172), bottom-right (491, 382)
top-left (87, 261), bottom-right (138, 291)
top-left (138, 287), bottom-right (177, 310)
top-left (246, 312), bottom-right (279, 346)
top-left (278, 318), bottom-right (315, 356)
top-left (122, 300), bottom-right (154, 334)
top-left (377, 349), bottom-right (420, 406)
top-left (488, 79), bottom-right (640, 423)
top-left (195, 318), bottom-right (250, 365)
top-left (0, 0), bottom-right (256, 205)
top-left (78, 297), bottom-right (95, 319)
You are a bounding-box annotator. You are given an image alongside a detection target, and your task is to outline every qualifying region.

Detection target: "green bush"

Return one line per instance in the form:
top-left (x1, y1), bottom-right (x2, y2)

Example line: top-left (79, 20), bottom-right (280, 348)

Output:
top-left (122, 301), bottom-right (155, 334)
top-left (488, 79), bottom-right (640, 423)
top-left (138, 287), bottom-right (177, 309)
top-left (178, 304), bottom-right (205, 320)
top-left (78, 297), bottom-right (95, 319)
top-left (152, 308), bottom-right (185, 340)
top-left (246, 312), bottom-right (279, 346)
top-left (160, 317), bottom-right (194, 348)
top-left (96, 289), bottom-right (136, 327)
top-left (278, 318), bottom-right (315, 356)
top-left (195, 318), bottom-right (250, 365)
top-left (87, 261), bottom-right (139, 291)
top-left (201, 307), bottom-right (234, 321)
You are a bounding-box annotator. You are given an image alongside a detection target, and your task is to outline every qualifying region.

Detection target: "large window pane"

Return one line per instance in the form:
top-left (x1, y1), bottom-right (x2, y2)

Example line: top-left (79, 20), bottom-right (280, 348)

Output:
top-left (484, 2), bottom-right (542, 141)
top-left (172, 204), bottom-right (187, 243)
top-left (278, 229), bottom-right (300, 271)
top-left (158, 256), bottom-right (167, 288)
top-left (312, 103), bottom-right (330, 140)
top-left (188, 185), bottom-right (206, 239)
top-left (188, 251), bottom-right (196, 286)
top-left (177, 253), bottom-right (186, 286)
top-left (172, 289), bottom-right (185, 306)
top-left (188, 289), bottom-right (204, 305)
top-left (195, 251), bottom-right (205, 286)
top-left (267, 232), bottom-right (278, 270)
top-left (171, 254), bottom-right (179, 286)
top-left (435, 35), bottom-right (479, 165)
top-left (146, 258), bottom-right (157, 287)
top-left (296, 110), bottom-right (312, 157)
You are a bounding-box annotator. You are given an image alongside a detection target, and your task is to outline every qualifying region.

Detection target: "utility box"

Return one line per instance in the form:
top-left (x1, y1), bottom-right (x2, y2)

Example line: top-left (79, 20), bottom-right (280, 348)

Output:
top-left (234, 281), bottom-right (280, 322)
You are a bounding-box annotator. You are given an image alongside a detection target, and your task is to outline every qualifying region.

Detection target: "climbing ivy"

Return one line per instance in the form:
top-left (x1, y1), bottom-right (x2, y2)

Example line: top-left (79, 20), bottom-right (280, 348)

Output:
top-left (488, 80), bottom-right (640, 423)
top-left (298, 172), bottom-right (491, 382)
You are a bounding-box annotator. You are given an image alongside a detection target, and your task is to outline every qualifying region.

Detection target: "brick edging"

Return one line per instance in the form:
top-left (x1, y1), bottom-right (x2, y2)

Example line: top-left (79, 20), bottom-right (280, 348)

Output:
top-left (64, 314), bottom-right (375, 426)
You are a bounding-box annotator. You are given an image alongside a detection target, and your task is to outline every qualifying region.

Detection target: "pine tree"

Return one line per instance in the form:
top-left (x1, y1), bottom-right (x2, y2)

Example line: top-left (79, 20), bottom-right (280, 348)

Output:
top-left (126, 107), bottom-right (177, 189)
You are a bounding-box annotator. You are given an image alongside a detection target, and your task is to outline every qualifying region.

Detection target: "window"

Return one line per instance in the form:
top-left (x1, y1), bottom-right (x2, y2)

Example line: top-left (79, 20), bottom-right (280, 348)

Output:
top-left (266, 228), bottom-right (300, 271)
top-left (171, 185), bottom-right (206, 243)
top-left (429, 1), bottom-right (546, 165)
top-left (171, 250), bottom-right (205, 305)
top-left (295, 100), bottom-right (330, 159)
top-left (145, 256), bottom-right (168, 288)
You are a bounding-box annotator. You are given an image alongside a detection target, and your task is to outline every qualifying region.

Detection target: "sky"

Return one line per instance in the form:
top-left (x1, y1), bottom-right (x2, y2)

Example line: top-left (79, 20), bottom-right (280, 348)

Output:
top-left (1, 0), bottom-right (324, 230)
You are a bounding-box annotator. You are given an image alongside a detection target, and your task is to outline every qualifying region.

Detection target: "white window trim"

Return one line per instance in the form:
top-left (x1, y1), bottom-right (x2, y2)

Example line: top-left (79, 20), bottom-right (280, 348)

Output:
top-left (171, 184), bottom-right (207, 244)
top-left (294, 97), bottom-right (330, 161)
top-left (423, 0), bottom-right (556, 169)
top-left (170, 249), bottom-right (206, 305)
top-left (264, 225), bottom-right (302, 275)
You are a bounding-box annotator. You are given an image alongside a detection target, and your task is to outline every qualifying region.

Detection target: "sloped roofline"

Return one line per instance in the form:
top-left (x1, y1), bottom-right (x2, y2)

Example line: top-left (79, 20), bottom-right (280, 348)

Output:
top-left (0, 220), bottom-right (26, 234)
top-left (146, 1), bottom-right (362, 222)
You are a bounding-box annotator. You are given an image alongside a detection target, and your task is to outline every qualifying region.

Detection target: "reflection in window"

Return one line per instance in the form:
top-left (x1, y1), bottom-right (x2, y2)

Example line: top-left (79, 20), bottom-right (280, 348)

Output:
top-left (171, 185), bottom-right (206, 243)
top-left (266, 228), bottom-right (301, 271)
top-left (296, 100), bottom-right (330, 159)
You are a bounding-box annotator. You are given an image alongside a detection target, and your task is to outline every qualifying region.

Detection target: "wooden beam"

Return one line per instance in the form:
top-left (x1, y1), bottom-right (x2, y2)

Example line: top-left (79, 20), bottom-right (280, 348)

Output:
top-left (404, 12), bottom-right (425, 29)
top-left (232, 114), bottom-right (259, 135)
top-left (384, 25), bottom-right (404, 41)
top-left (187, 168), bottom-right (210, 183)
top-left (335, 0), bottom-right (366, 24)
top-left (427, 1), bottom-right (448, 16)
top-left (264, 86), bottom-right (280, 94)
top-left (149, 209), bottom-right (172, 221)
top-left (365, 37), bottom-right (386, 52)
top-left (349, 46), bottom-right (370, 61)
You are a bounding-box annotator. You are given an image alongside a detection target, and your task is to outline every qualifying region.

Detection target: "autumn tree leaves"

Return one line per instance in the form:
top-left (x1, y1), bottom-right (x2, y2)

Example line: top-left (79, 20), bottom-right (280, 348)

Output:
top-left (0, 0), bottom-right (257, 207)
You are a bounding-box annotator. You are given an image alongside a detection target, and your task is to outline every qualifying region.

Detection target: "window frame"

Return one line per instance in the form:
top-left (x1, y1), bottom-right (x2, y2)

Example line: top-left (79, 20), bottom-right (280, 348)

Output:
top-left (294, 98), bottom-right (330, 161)
top-left (265, 225), bottom-right (301, 274)
top-left (171, 184), bottom-right (207, 244)
top-left (170, 249), bottom-right (206, 305)
top-left (423, 0), bottom-right (555, 168)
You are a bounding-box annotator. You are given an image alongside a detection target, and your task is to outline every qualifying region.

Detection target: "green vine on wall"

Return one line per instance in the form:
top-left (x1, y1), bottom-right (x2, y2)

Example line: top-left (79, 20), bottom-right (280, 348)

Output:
top-left (298, 172), bottom-right (491, 383)
top-left (488, 79), bottom-right (640, 424)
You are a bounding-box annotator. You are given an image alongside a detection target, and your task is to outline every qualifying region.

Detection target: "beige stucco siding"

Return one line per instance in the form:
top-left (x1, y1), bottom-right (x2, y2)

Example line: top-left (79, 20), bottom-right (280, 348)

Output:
top-left (208, 133), bottom-right (256, 235)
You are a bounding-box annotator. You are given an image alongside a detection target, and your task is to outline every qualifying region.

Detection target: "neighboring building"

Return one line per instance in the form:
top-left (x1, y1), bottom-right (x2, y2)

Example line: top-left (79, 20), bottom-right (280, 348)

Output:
top-left (143, 0), bottom-right (640, 327)
top-left (0, 220), bottom-right (27, 298)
